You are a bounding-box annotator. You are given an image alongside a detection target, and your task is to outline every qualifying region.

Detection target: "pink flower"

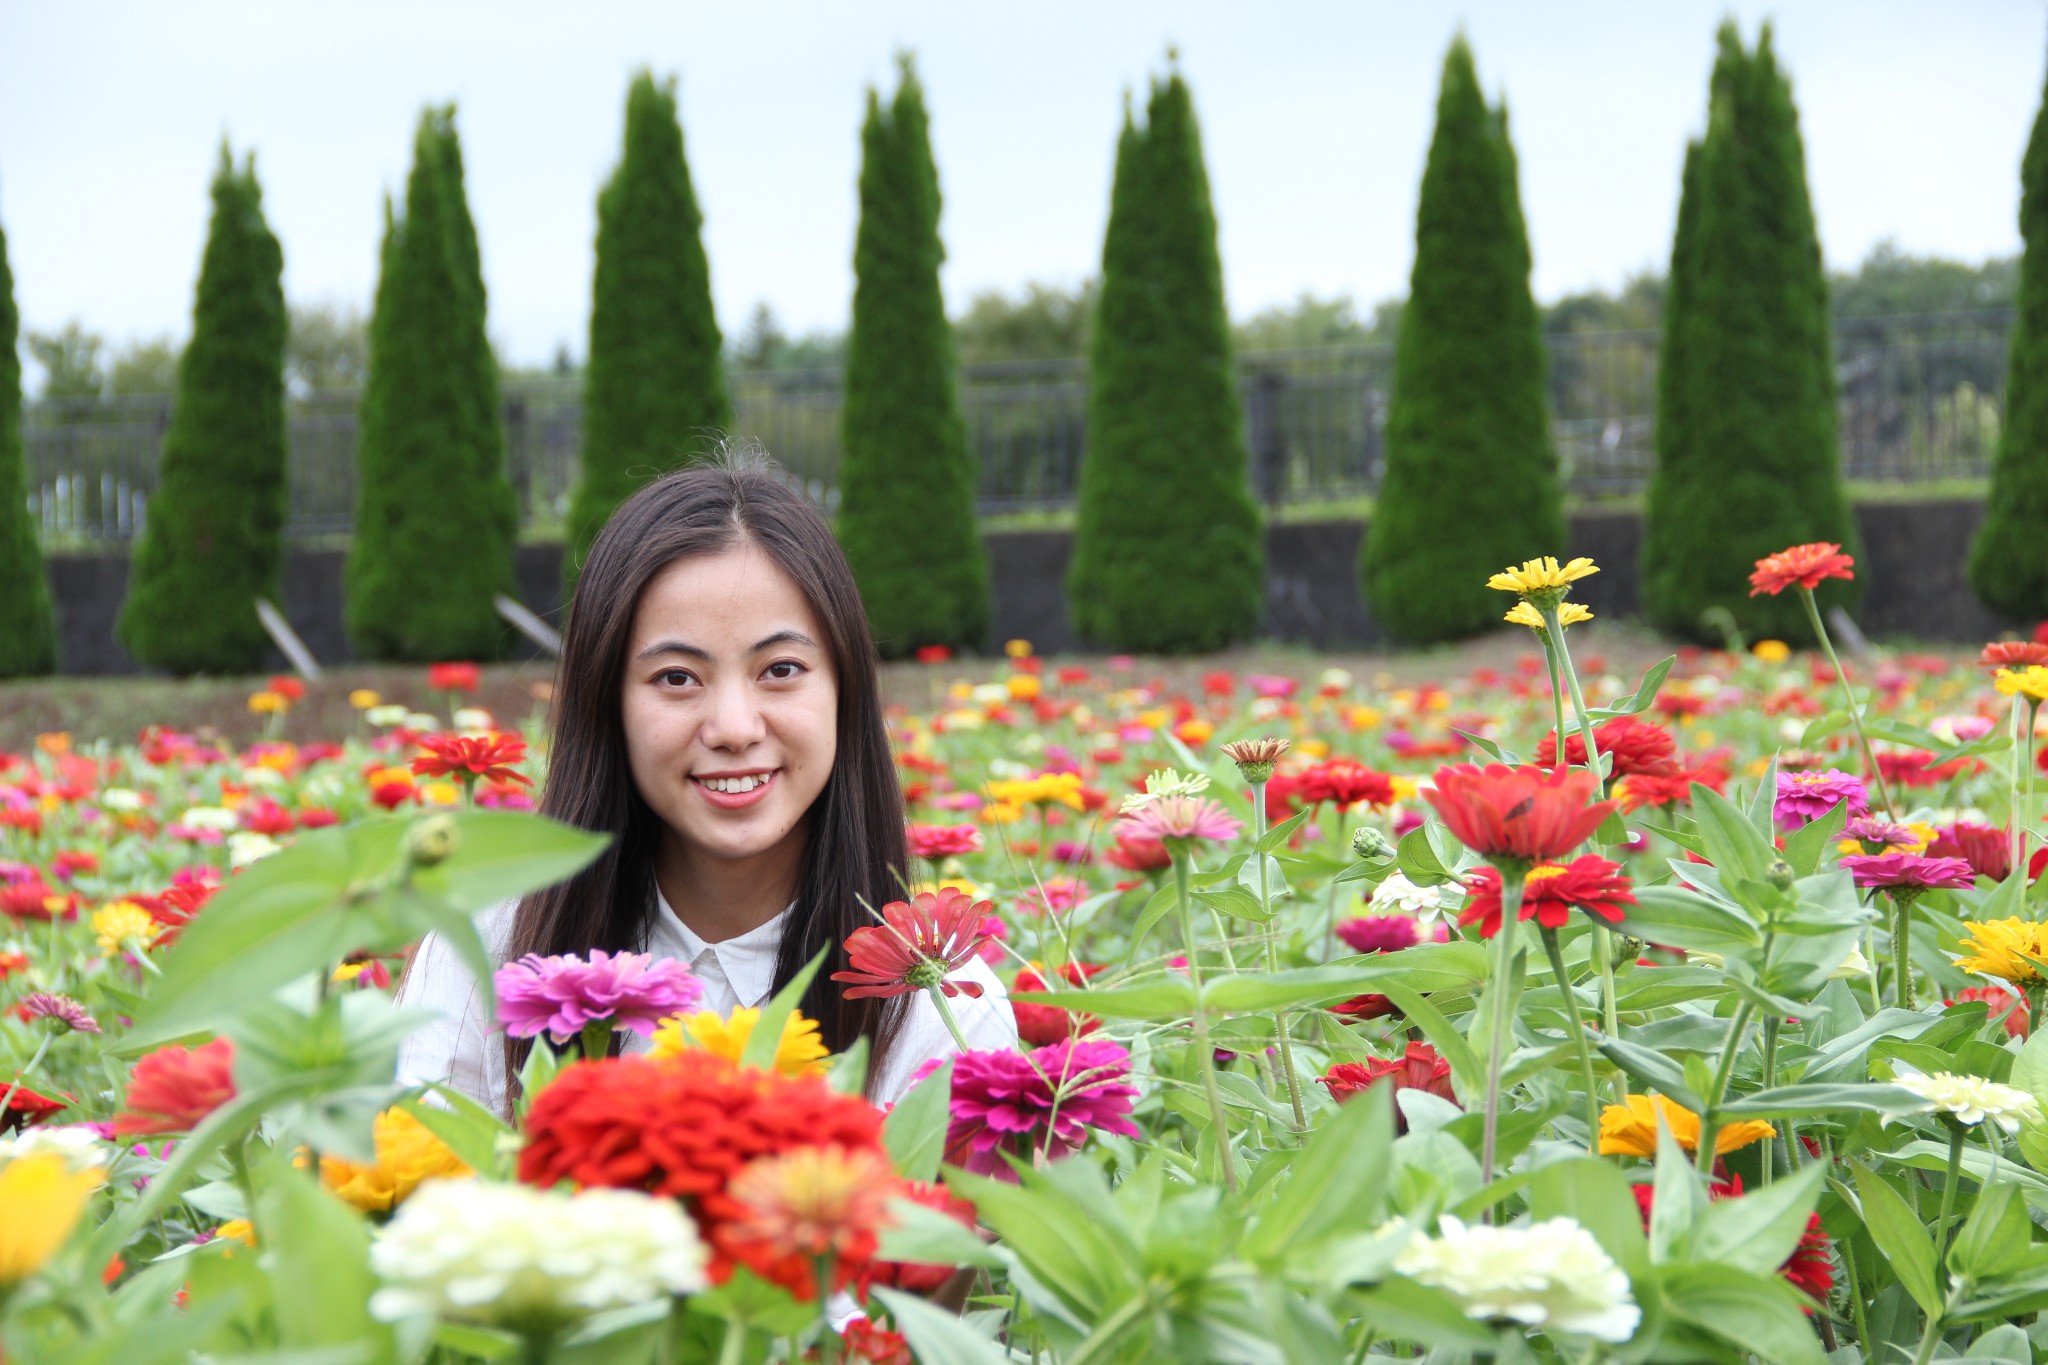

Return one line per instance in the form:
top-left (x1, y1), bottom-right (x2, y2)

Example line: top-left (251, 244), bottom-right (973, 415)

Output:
top-left (1774, 769), bottom-right (1870, 828)
top-left (946, 1038), bottom-right (1141, 1177)
top-left (1335, 915), bottom-right (1421, 955)
top-left (18, 993), bottom-right (99, 1034)
top-left (832, 888), bottom-right (992, 1000)
top-left (1843, 817), bottom-right (1917, 850)
top-left (907, 824), bottom-right (983, 862)
top-left (493, 950), bottom-right (702, 1044)
top-left (1118, 796), bottom-right (1241, 847)
top-left (1838, 853), bottom-right (1976, 893)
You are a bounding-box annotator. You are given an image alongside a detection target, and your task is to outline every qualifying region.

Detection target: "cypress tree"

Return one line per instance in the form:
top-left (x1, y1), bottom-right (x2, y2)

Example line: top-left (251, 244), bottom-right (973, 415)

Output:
top-left (117, 147), bottom-right (288, 674)
top-left (0, 210), bottom-right (57, 676)
top-left (837, 56), bottom-right (988, 657)
top-left (1641, 23), bottom-right (1858, 641)
top-left (1969, 57), bottom-right (2048, 618)
top-left (1067, 66), bottom-right (1262, 653)
top-left (345, 108), bottom-right (516, 661)
top-left (1358, 37), bottom-right (1561, 644)
top-left (568, 72), bottom-right (730, 582)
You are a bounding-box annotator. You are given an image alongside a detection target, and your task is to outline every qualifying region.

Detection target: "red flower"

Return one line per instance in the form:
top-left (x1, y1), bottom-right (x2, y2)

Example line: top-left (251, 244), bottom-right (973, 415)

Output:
top-left (1295, 759), bottom-right (1396, 810)
top-left (859, 1179), bottom-right (980, 1295)
top-left (409, 733), bottom-right (532, 788)
top-left (1631, 1180), bottom-right (1833, 1305)
top-left (267, 675), bottom-right (307, 702)
top-left (1982, 641), bottom-right (2048, 670)
top-left (1533, 716), bottom-right (1679, 778)
top-left (1010, 962), bottom-right (1105, 1045)
top-left (1104, 827), bottom-right (1171, 872)
top-left (0, 950), bottom-right (28, 980)
top-left (913, 645), bottom-right (951, 665)
top-left (134, 870), bottom-right (221, 948)
top-left (1318, 1042), bottom-right (1457, 1131)
top-left (1927, 823), bottom-right (2012, 883)
top-left (1882, 749), bottom-right (1973, 788)
top-left (832, 888), bottom-right (991, 1000)
top-left (837, 1320), bottom-right (913, 1365)
top-left (1422, 763), bottom-right (1619, 865)
top-left (517, 1052), bottom-right (888, 1297)
top-left (114, 1037), bottom-right (237, 1137)
top-left (239, 798), bottom-right (296, 835)
top-left (427, 661), bottom-right (480, 693)
top-left (2, 1080), bottom-right (68, 1132)
top-left (1460, 856), bottom-right (1636, 937)
top-left (1954, 986), bottom-right (2030, 1038)
top-left (0, 880), bottom-right (65, 922)
top-left (50, 850), bottom-right (99, 881)
top-left (1748, 542), bottom-right (1856, 597)
top-left (906, 823), bottom-right (982, 862)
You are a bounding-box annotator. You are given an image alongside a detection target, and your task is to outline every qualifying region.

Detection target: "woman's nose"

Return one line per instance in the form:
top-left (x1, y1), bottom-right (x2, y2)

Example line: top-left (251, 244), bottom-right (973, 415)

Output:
top-left (698, 682), bottom-right (769, 750)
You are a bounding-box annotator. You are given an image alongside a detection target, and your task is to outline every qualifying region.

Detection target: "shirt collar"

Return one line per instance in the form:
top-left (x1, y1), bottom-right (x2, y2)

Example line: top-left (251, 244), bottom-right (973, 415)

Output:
top-left (655, 886), bottom-right (794, 1010)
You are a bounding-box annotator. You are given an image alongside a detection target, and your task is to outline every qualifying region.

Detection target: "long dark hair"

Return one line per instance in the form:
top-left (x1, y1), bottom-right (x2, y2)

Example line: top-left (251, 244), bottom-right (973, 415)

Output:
top-left (501, 458), bottom-right (909, 1099)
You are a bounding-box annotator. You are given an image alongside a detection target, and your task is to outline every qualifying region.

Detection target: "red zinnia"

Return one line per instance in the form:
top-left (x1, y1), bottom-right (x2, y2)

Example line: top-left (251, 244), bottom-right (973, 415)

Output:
top-left (859, 1179), bottom-right (980, 1295)
top-left (1631, 1180), bottom-right (1833, 1305)
top-left (409, 733), bottom-right (532, 788)
top-left (1010, 961), bottom-right (1105, 1045)
top-left (114, 1037), bottom-right (237, 1137)
top-left (1927, 823), bottom-right (2013, 883)
top-left (1981, 641), bottom-right (2048, 670)
top-left (832, 887), bottom-right (991, 1000)
top-left (1533, 716), bottom-right (1679, 778)
top-left (1319, 1042), bottom-right (1458, 1131)
top-left (0, 880), bottom-right (65, 922)
top-left (1954, 986), bottom-right (2030, 1038)
top-left (1104, 827), bottom-right (1171, 872)
top-left (2, 1080), bottom-right (68, 1132)
top-left (1460, 856), bottom-right (1636, 937)
top-left (1294, 759), bottom-right (1397, 811)
top-left (1748, 542), bottom-right (1856, 597)
top-left (427, 661), bottom-right (480, 693)
top-left (906, 823), bottom-right (982, 862)
top-left (1422, 763), bottom-right (1619, 865)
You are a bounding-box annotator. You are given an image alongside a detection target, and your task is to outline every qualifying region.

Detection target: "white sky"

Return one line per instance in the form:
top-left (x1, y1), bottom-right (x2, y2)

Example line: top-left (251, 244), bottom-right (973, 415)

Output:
top-left (0, 0), bottom-right (2037, 372)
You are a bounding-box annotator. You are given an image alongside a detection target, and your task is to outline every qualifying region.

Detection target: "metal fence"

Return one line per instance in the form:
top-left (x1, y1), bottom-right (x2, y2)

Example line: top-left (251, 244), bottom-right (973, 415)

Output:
top-left (21, 309), bottom-right (2011, 543)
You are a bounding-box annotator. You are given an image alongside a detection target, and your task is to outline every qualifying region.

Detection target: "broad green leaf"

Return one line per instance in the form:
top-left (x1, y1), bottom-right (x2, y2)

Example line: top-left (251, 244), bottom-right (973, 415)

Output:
top-left (1596, 1036), bottom-right (1708, 1113)
top-left (1350, 1277), bottom-right (1502, 1350)
top-left (1364, 980), bottom-right (1484, 1103)
top-left (1243, 1084), bottom-right (1393, 1263)
top-left (1850, 1160), bottom-right (1943, 1316)
top-left (1590, 654), bottom-right (1677, 720)
top-left (1256, 810), bottom-right (1312, 853)
top-left (1949, 1177), bottom-right (2033, 1282)
top-left (1613, 885), bottom-right (1762, 955)
top-left (883, 1059), bottom-right (953, 1182)
top-left (1011, 977), bottom-right (1195, 1021)
top-left (1656, 1262), bottom-right (1830, 1365)
top-left (256, 1157), bottom-right (394, 1359)
top-left (1196, 885), bottom-right (1273, 922)
top-left (1203, 945), bottom-right (1486, 1013)
top-left (739, 946), bottom-right (827, 1073)
top-left (1526, 1157), bottom-right (1650, 1276)
top-left (1692, 1159), bottom-right (1825, 1277)
top-left (1780, 798), bottom-right (1850, 878)
top-left (1396, 825), bottom-right (1453, 886)
top-left (1128, 882), bottom-right (1182, 951)
top-left (1800, 711), bottom-right (1853, 747)
top-left (399, 1084), bottom-right (517, 1178)
top-left (876, 1196), bottom-right (1007, 1271)
top-left (869, 1289), bottom-right (1014, 1365)
top-left (1691, 783), bottom-right (1774, 887)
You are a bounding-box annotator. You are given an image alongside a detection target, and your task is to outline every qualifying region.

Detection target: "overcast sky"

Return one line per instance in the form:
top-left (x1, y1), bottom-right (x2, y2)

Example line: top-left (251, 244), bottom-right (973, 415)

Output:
top-left (0, 1), bottom-right (2038, 372)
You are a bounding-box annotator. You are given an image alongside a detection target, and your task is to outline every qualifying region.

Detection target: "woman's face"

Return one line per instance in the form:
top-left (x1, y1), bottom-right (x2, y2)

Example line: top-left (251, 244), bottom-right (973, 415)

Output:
top-left (620, 543), bottom-right (839, 874)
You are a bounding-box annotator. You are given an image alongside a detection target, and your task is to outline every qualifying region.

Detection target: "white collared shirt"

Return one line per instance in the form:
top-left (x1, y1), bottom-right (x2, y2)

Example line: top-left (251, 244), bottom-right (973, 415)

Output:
top-left (394, 888), bottom-right (1017, 1109)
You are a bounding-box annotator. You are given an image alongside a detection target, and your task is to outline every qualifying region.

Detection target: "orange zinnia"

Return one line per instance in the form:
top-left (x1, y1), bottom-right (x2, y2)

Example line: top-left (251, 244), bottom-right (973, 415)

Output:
top-left (1422, 764), bottom-right (1618, 865)
top-left (409, 733), bottom-right (532, 788)
top-left (1748, 543), bottom-right (1855, 597)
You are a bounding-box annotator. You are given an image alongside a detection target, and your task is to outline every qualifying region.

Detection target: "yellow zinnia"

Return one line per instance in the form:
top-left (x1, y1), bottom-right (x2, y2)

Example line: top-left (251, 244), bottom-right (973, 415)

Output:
top-left (1504, 601), bottom-right (1594, 632)
top-left (92, 901), bottom-right (160, 958)
top-left (319, 1108), bottom-right (473, 1213)
top-left (1597, 1093), bottom-right (1775, 1157)
top-left (1752, 639), bottom-right (1791, 662)
top-left (650, 1006), bottom-right (831, 1079)
top-left (1487, 556), bottom-right (1600, 601)
top-left (1955, 918), bottom-right (2048, 984)
top-left (1996, 666), bottom-right (2048, 703)
top-left (984, 772), bottom-right (1084, 811)
top-left (0, 1154), bottom-right (104, 1283)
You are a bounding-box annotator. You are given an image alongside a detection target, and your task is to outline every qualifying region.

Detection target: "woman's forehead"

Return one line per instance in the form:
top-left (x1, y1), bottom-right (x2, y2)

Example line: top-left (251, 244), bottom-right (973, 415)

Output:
top-left (630, 546), bottom-right (824, 648)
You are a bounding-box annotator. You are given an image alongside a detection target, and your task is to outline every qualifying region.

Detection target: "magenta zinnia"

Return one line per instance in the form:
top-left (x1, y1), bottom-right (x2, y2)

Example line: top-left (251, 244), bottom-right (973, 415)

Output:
top-left (17, 993), bottom-right (99, 1035)
top-left (946, 1037), bottom-right (1141, 1177)
top-left (832, 887), bottom-right (992, 1000)
top-left (1117, 795), bottom-right (1242, 847)
top-left (493, 950), bottom-right (703, 1044)
top-left (1773, 769), bottom-right (1869, 829)
top-left (1838, 853), bottom-right (1976, 893)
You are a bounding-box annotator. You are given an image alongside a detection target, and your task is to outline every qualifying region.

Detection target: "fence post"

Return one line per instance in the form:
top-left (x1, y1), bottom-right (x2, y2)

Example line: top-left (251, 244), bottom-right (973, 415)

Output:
top-left (1245, 367), bottom-right (1286, 506)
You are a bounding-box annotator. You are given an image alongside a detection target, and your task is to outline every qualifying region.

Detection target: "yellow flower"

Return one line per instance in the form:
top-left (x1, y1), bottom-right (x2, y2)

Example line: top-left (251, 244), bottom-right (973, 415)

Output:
top-left (1597, 1094), bottom-right (1775, 1157)
top-left (349, 689), bottom-right (383, 710)
top-left (1752, 639), bottom-right (1791, 662)
top-left (1174, 718), bottom-right (1215, 745)
top-left (0, 1154), bottom-right (103, 1283)
top-left (984, 772), bottom-right (1084, 811)
top-left (1503, 601), bottom-right (1594, 632)
top-left (1389, 775), bottom-right (1420, 802)
top-left (1996, 666), bottom-right (2048, 703)
top-left (92, 902), bottom-right (160, 957)
top-left (333, 962), bottom-right (368, 983)
top-left (319, 1109), bottom-right (473, 1213)
top-left (214, 1218), bottom-right (257, 1248)
top-left (650, 1006), bottom-right (831, 1079)
top-left (1486, 556), bottom-right (1600, 600)
top-left (1005, 674), bottom-right (1042, 702)
top-left (976, 799), bottom-right (1024, 825)
top-left (1345, 705), bottom-right (1383, 730)
top-left (1955, 918), bottom-right (2048, 984)
top-left (418, 781), bottom-right (461, 807)
top-left (1004, 639), bottom-right (1034, 659)
top-left (246, 690), bottom-right (289, 715)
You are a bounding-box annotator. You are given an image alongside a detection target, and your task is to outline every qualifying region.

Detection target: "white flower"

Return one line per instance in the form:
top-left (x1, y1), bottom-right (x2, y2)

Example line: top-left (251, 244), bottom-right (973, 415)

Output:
top-left (1776, 718), bottom-right (1806, 744)
top-left (970, 683), bottom-right (1010, 706)
top-left (1249, 697), bottom-right (1286, 722)
top-left (1892, 1069), bottom-right (2044, 1132)
top-left (0, 1125), bottom-right (107, 1172)
top-left (452, 707), bottom-right (496, 732)
top-left (97, 787), bottom-right (144, 812)
top-left (1371, 871), bottom-right (1460, 924)
top-left (365, 704), bottom-right (410, 728)
top-left (404, 713), bottom-right (441, 733)
top-left (176, 806), bottom-right (240, 832)
top-left (369, 1180), bottom-right (707, 1332)
top-left (227, 832), bottom-right (284, 867)
top-left (1319, 667), bottom-right (1354, 692)
top-left (1119, 767), bottom-right (1211, 814)
top-left (238, 766), bottom-right (285, 790)
top-left (1395, 1216), bottom-right (1640, 1343)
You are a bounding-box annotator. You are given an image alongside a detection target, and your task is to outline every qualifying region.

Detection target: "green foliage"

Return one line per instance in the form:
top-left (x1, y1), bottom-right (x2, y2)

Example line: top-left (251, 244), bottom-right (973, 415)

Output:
top-left (23, 321), bottom-right (104, 400)
top-left (345, 107), bottom-right (519, 661)
top-left (954, 281), bottom-right (1097, 363)
top-left (0, 213), bottom-right (57, 675)
top-left (1359, 37), bottom-right (1562, 644)
top-left (837, 56), bottom-right (990, 657)
top-left (567, 71), bottom-right (730, 581)
top-left (1970, 61), bottom-right (2048, 620)
top-left (1642, 23), bottom-right (1859, 641)
top-left (117, 147), bottom-right (289, 675)
top-left (1068, 67), bottom-right (1264, 653)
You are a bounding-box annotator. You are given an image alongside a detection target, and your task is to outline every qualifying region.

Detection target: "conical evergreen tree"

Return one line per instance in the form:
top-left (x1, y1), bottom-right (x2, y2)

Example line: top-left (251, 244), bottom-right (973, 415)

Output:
top-left (1358, 37), bottom-right (1561, 644)
top-left (1641, 23), bottom-right (1857, 641)
top-left (117, 146), bottom-right (288, 674)
top-left (567, 72), bottom-right (730, 582)
top-left (0, 210), bottom-right (57, 676)
top-left (1067, 66), bottom-right (1262, 653)
top-left (837, 56), bottom-right (988, 657)
top-left (1970, 57), bottom-right (2048, 619)
top-left (345, 107), bottom-right (517, 661)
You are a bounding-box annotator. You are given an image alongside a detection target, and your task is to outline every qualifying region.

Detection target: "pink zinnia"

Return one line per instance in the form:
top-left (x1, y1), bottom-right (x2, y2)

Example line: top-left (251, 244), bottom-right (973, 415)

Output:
top-left (1838, 853), bottom-right (1976, 893)
top-left (1843, 817), bottom-right (1916, 851)
top-left (1335, 915), bottom-right (1421, 955)
top-left (907, 824), bottom-right (982, 862)
top-left (1118, 796), bottom-right (1241, 847)
top-left (1774, 769), bottom-right (1870, 828)
top-left (946, 1037), bottom-right (1141, 1177)
top-left (1926, 823), bottom-right (2013, 883)
top-left (18, 993), bottom-right (99, 1035)
top-left (493, 950), bottom-right (702, 1044)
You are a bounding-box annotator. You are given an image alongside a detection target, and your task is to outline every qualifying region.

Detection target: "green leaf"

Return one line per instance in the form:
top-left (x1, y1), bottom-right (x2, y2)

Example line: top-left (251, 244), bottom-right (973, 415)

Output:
top-left (1692, 1160), bottom-right (1825, 1277)
top-left (1011, 977), bottom-right (1195, 1021)
top-left (1799, 710), bottom-right (1853, 747)
top-left (1781, 798), bottom-right (1850, 878)
top-left (1590, 654), bottom-right (1677, 719)
top-left (1714, 1083), bottom-right (1928, 1120)
top-left (1243, 1083), bottom-right (1394, 1263)
top-left (1128, 882), bottom-right (1182, 951)
top-left (1396, 825), bottom-right (1453, 886)
top-left (1656, 1262), bottom-right (1830, 1365)
top-left (1525, 1157), bottom-right (1650, 1277)
top-left (876, 1195), bottom-right (1007, 1271)
top-left (1612, 885), bottom-right (1762, 955)
top-left (1850, 1160), bottom-right (1943, 1317)
top-left (1195, 885), bottom-right (1273, 922)
top-left (1691, 783), bottom-right (1774, 887)
top-left (1949, 1177), bottom-right (2034, 1282)
top-left (870, 1287), bottom-right (1024, 1364)
top-left (1350, 1278), bottom-right (1501, 1350)
top-left (1256, 810), bottom-right (1311, 853)
top-left (398, 1084), bottom-right (516, 1178)
top-left (1364, 980), bottom-right (1484, 1103)
top-left (255, 1158), bottom-right (394, 1359)
top-left (739, 945), bottom-right (828, 1073)
top-left (1451, 729), bottom-right (1520, 765)
top-left (1596, 1036), bottom-right (1707, 1113)
top-left (883, 1059), bottom-right (952, 1182)
top-left (1203, 945), bottom-right (1486, 1013)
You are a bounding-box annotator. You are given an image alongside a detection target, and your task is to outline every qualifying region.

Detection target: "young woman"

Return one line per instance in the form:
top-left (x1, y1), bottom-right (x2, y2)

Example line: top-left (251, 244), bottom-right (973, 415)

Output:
top-left (396, 459), bottom-right (1016, 1112)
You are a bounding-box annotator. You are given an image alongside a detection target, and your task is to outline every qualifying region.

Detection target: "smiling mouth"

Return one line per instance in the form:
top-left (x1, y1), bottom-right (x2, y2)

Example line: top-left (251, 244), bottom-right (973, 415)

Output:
top-left (690, 770), bottom-right (778, 803)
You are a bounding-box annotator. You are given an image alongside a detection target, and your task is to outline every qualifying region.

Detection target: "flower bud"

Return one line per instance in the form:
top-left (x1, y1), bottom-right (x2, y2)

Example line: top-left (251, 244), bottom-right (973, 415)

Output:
top-left (1766, 858), bottom-right (1794, 891)
top-left (1351, 827), bottom-right (1393, 861)
top-left (406, 813), bottom-right (461, 868)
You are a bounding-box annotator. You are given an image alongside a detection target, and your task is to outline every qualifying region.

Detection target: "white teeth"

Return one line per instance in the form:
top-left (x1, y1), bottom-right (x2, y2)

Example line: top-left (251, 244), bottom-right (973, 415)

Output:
top-left (701, 774), bottom-right (769, 794)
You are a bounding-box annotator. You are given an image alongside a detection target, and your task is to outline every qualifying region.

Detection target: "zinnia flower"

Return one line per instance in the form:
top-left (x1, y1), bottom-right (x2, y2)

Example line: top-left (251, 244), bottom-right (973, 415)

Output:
top-left (906, 823), bottom-right (982, 862)
top-left (1394, 1215), bottom-right (1639, 1342)
top-left (2, 1082), bottom-right (67, 1133)
top-left (91, 901), bottom-right (161, 958)
top-left (0, 1126), bottom-right (108, 1172)
top-left (1104, 827), bottom-right (1171, 872)
top-left (410, 733), bottom-right (531, 788)
top-left (649, 1005), bottom-right (830, 1078)
top-left (1982, 640), bottom-right (2048, 670)
top-left (17, 993), bottom-right (99, 1035)
top-left (720, 1145), bottom-right (901, 1292)
top-left (1598, 1093), bottom-right (1775, 1158)
top-left (114, 1037), bottom-right (236, 1137)
top-left (426, 661), bottom-right (480, 693)
top-left (1319, 1041), bottom-right (1458, 1129)
top-left (1533, 716), bottom-right (1678, 778)
top-left (1926, 823), bottom-right (2013, 882)
top-left (494, 950), bottom-right (702, 1045)
top-left (1422, 764), bottom-right (1618, 866)
top-left (1368, 870), bottom-right (1459, 923)
top-left (1459, 856), bottom-right (1635, 937)
top-left (1116, 795), bottom-right (1242, 846)
top-left (321, 1108), bottom-right (474, 1213)
top-left (1995, 666), bottom-right (2048, 704)
top-left (1293, 759), bottom-right (1396, 811)
top-left (1748, 542), bottom-right (1855, 596)
top-left (1219, 737), bottom-right (1290, 783)
top-left (1844, 816), bottom-right (1919, 852)
top-left (368, 1179), bottom-right (707, 1332)
top-left (1336, 914), bottom-right (1422, 954)
top-left (1009, 962), bottom-right (1104, 1046)
top-left (1504, 601), bottom-right (1594, 632)
top-left (861, 1180), bottom-right (981, 1295)
top-left (1773, 769), bottom-right (1869, 828)
top-left (1892, 1069), bottom-right (2043, 1132)
top-left (832, 887), bottom-right (992, 1000)
top-left (0, 1153), bottom-right (104, 1284)
top-left (1631, 1179), bottom-right (1832, 1304)
top-left (1487, 556), bottom-right (1600, 608)
top-left (1838, 852), bottom-right (1975, 894)
top-left (946, 1037), bottom-right (1141, 1178)
top-left (1954, 918), bottom-right (2048, 984)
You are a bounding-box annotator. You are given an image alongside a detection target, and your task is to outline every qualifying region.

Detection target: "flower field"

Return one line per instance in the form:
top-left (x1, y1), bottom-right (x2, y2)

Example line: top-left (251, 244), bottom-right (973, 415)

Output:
top-left (11, 551), bottom-right (2048, 1363)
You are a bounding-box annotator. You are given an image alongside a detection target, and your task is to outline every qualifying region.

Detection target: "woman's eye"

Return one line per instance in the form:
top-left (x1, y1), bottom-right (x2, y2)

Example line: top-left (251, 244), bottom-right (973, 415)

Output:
top-left (764, 661), bottom-right (806, 681)
top-left (656, 669), bottom-right (696, 688)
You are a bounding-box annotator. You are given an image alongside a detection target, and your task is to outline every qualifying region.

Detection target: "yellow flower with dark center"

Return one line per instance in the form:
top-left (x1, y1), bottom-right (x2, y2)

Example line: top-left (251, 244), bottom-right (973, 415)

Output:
top-left (1597, 1093), bottom-right (1775, 1157)
top-left (1504, 601), bottom-right (1594, 632)
top-left (0, 1154), bottom-right (103, 1283)
top-left (1487, 556), bottom-right (1600, 605)
top-left (319, 1108), bottom-right (473, 1213)
top-left (92, 901), bottom-right (160, 957)
top-left (650, 1006), bottom-right (831, 1079)
top-left (1955, 918), bottom-right (2048, 984)
top-left (1996, 666), bottom-right (2048, 703)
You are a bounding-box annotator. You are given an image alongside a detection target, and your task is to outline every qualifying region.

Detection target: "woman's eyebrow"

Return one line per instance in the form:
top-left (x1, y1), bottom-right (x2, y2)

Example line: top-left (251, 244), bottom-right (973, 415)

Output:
top-left (632, 630), bottom-right (817, 663)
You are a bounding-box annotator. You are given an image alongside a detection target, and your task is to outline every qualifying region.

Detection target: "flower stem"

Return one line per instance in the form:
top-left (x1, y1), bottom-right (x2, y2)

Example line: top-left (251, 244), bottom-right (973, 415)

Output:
top-left (1799, 586), bottom-right (1898, 820)
top-left (1693, 1000), bottom-right (1758, 1175)
top-left (1480, 872), bottom-right (1525, 1193)
top-left (1250, 779), bottom-right (1308, 1136)
top-left (1892, 894), bottom-right (1917, 1010)
top-left (1173, 850), bottom-right (1239, 1192)
top-left (815, 1257), bottom-right (840, 1364)
top-left (579, 1018), bottom-right (614, 1062)
top-left (926, 983), bottom-right (972, 1054)
top-left (2025, 700), bottom-right (2042, 882)
top-left (1539, 629), bottom-right (1570, 772)
top-left (0, 1033), bottom-right (55, 1122)
top-left (1760, 1017), bottom-right (1781, 1186)
top-left (1540, 603), bottom-right (1606, 792)
top-left (1590, 925), bottom-right (1622, 1102)
top-left (1936, 1124), bottom-right (1966, 1258)
top-left (1540, 926), bottom-right (1600, 1154)
top-left (2011, 694), bottom-right (2027, 882)
top-left (1838, 1225), bottom-right (1873, 1351)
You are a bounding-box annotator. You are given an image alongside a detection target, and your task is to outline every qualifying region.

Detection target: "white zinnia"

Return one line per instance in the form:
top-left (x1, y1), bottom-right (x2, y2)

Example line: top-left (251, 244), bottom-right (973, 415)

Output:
top-left (176, 806), bottom-right (240, 832)
top-left (97, 787), bottom-right (145, 812)
top-left (1892, 1069), bottom-right (2044, 1133)
top-left (1372, 870), bottom-right (1459, 924)
top-left (0, 1125), bottom-right (107, 1172)
top-left (369, 1180), bottom-right (708, 1332)
top-left (227, 832), bottom-right (283, 867)
top-left (1395, 1216), bottom-right (1640, 1343)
